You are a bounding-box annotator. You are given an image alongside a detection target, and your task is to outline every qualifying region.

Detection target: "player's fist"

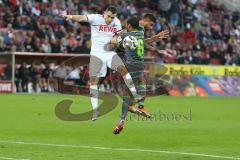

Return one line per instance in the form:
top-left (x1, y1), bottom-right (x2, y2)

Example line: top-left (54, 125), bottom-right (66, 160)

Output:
top-left (59, 14), bottom-right (72, 21)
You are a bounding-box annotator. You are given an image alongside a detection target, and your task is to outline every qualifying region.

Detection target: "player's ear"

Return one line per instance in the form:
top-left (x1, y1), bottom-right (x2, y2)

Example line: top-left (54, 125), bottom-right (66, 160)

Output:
top-left (127, 24), bottom-right (132, 31)
top-left (103, 11), bottom-right (107, 17)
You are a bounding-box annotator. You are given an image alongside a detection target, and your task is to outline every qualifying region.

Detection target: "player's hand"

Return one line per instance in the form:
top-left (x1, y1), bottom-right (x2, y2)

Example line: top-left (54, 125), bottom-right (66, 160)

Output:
top-left (110, 35), bottom-right (118, 45)
top-left (156, 30), bottom-right (169, 39)
top-left (59, 14), bottom-right (72, 21)
top-left (106, 43), bottom-right (117, 51)
top-left (110, 35), bottom-right (123, 46)
top-left (114, 29), bottom-right (125, 36)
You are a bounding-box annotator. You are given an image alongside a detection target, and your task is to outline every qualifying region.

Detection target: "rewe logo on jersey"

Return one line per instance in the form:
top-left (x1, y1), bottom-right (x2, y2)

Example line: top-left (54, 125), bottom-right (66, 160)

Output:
top-left (99, 25), bottom-right (117, 32)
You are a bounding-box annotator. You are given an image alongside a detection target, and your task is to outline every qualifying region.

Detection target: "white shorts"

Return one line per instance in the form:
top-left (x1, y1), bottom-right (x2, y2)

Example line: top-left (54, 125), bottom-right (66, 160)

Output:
top-left (89, 52), bottom-right (124, 77)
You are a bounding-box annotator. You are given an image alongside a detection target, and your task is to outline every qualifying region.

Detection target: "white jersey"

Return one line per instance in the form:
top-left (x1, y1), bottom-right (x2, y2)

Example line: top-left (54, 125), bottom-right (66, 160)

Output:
top-left (85, 14), bottom-right (122, 55)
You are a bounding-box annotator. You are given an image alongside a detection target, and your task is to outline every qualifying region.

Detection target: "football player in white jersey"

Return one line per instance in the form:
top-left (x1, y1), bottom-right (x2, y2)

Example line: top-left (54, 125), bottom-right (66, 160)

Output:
top-left (60, 6), bottom-right (142, 121)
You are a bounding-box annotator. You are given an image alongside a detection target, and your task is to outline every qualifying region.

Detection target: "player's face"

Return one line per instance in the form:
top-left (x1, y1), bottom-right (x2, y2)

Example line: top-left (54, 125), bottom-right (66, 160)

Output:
top-left (126, 24), bottom-right (131, 31)
top-left (144, 19), bottom-right (154, 30)
top-left (126, 24), bottom-right (134, 32)
top-left (104, 11), bottom-right (117, 25)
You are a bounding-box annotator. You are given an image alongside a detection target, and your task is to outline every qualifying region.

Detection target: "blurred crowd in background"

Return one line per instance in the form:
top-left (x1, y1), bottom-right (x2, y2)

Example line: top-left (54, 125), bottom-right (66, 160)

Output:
top-left (0, 0), bottom-right (239, 65)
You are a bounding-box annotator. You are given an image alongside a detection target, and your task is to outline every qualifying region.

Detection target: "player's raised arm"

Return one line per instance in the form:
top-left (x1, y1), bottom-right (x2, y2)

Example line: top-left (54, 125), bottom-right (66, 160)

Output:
top-left (59, 14), bottom-right (87, 22)
top-left (144, 29), bottom-right (169, 44)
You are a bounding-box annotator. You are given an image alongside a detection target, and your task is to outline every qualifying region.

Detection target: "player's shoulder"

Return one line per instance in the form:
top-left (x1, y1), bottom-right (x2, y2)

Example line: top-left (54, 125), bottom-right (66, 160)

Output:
top-left (87, 14), bottom-right (103, 19)
top-left (122, 31), bottom-right (130, 37)
top-left (95, 14), bottom-right (103, 17)
top-left (88, 14), bottom-right (103, 18)
top-left (138, 26), bottom-right (145, 33)
top-left (113, 17), bottom-right (121, 25)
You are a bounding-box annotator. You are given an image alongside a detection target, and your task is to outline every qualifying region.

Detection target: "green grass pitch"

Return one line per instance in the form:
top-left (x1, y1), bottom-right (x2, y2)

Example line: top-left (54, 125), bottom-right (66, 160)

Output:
top-left (0, 94), bottom-right (240, 160)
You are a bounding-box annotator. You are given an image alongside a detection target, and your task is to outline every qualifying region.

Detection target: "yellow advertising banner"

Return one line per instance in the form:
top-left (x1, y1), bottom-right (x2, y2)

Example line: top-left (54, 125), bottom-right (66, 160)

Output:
top-left (149, 64), bottom-right (240, 77)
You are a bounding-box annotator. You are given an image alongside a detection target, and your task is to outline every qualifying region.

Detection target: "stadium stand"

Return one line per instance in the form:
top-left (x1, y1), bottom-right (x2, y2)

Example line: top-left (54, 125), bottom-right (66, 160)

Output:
top-left (0, 0), bottom-right (239, 93)
top-left (0, 0), bottom-right (239, 65)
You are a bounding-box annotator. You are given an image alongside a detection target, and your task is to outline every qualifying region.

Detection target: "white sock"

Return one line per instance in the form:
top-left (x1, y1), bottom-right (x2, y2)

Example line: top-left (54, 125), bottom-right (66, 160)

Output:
top-left (91, 97), bottom-right (98, 111)
top-left (123, 73), bottom-right (137, 97)
top-left (90, 85), bottom-right (98, 111)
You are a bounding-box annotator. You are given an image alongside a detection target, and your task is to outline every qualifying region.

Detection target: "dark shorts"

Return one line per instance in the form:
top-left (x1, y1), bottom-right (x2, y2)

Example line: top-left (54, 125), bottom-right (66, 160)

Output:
top-left (121, 60), bottom-right (146, 100)
top-left (124, 60), bottom-right (144, 81)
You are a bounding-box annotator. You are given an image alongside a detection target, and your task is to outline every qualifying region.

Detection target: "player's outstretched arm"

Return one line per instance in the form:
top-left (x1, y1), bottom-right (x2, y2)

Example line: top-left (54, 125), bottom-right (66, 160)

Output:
top-left (145, 44), bottom-right (176, 57)
top-left (144, 30), bottom-right (169, 44)
top-left (157, 49), bottom-right (177, 57)
top-left (59, 14), bottom-right (87, 22)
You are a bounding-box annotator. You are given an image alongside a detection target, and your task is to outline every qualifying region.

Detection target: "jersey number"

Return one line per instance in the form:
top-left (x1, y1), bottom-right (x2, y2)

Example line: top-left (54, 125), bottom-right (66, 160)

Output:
top-left (137, 39), bottom-right (144, 58)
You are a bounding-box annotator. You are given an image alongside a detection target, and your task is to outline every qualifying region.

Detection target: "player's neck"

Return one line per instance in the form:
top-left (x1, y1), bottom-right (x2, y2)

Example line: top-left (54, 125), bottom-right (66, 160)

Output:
top-left (128, 29), bottom-right (138, 32)
top-left (139, 20), bottom-right (144, 27)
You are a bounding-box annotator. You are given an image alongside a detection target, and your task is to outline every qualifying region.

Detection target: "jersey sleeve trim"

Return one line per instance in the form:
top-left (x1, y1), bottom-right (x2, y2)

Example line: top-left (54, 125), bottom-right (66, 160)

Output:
top-left (85, 15), bottom-right (89, 21)
top-left (114, 29), bottom-right (124, 35)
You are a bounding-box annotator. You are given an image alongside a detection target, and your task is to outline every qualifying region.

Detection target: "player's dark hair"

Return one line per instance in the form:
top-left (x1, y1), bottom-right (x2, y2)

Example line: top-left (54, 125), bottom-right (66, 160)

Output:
top-left (127, 17), bottom-right (140, 29)
top-left (106, 5), bottom-right (118, 14)
top-left (143, 13), bottom-right (156, 23)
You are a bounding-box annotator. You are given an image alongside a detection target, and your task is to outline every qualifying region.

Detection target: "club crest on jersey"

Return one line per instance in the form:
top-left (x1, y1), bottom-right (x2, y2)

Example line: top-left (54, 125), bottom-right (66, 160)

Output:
top-left (99, 25), bottom-right (117, 32)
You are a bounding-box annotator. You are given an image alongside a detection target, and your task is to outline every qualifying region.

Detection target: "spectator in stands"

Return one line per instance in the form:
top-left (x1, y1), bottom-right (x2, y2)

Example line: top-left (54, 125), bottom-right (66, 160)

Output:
top-left (211, 22), bottom-right (222, 40)
top-left (12, 16), bottom-right (21, 30)
top-left (187, 0), bottom-right (199, 7)
top-left (182, 5), bottom-right (194, 27)
top-left (73, 39), bottom-right (91, 54)
top-left (126, 2), bottom-right (137, 16)
top-left (2, 62), bottom-right (12, 80)
top-left (54, 25), bottom-right (66, 40)
top-left (24, 37), bottom-right (34, 52)
top-left (209, 46), bottom-right (221, 60)
top-left (0, 0), bottom-right (239, 66)
top-left (17, 62), bottom-right (29, 92)
top-left (54, 63), bottom-right (68, 79)
top-left (10, 45), bottom-right (17, 52)
top-left (37, 25), bottom-right (47, 39)
top-left (198, 26), bottom-right (210, 42)
top-left (169, 0), bottom-right (181, 27)
top-left (231, 54), bottom-right (239, 65)
top-left (65, 65), bottom-right (81, 85)
top-left (159, 0), bottom-right (171, 18)
top-left (0, 36), bottom-right (7, 52)
top-left (193, 5), bottom-right (204, 22)
top-left (51, 39), bottom-right (61, 53)
top-left (192, 50), bottom-right (201, 64)
top-left (29, 62), bottom-right (39, 93)
top-left (21, 1), bottom-right (32, 16)
top-left (41, 63), bottom-right (51, 92)
top-left (41, 38), bottom-right (51, 53)
top-left (53, 63), bottom-right (69, 92)
top-left (192, 39), bottom-right (204, 51)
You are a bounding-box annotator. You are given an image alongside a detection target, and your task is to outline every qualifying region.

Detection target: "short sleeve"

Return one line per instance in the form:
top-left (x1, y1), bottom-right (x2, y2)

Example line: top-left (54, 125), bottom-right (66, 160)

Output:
top-left (116, 20), bottom-right (122, 31)
top-left (114, 19), bottom-right (123, 34)
top-left (85, 14), bottom-right (97, 24)
top-left (121, 32), bottom-right (128, 40)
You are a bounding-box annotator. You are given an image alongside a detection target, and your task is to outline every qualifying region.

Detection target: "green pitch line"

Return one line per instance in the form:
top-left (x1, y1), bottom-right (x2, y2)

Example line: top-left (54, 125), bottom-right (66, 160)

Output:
top-left (0, 94), bottom-right (240, 160)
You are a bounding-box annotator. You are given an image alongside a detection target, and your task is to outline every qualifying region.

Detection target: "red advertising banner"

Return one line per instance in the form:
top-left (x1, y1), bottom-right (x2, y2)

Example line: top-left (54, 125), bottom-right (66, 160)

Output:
top-left (0, 81), bottom-right (13, 93)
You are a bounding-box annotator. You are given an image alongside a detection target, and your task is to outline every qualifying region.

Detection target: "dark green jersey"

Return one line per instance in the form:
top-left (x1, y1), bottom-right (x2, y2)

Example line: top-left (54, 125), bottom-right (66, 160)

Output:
top-left (121, 28), bottom-right (145, 62)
